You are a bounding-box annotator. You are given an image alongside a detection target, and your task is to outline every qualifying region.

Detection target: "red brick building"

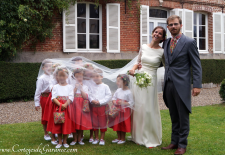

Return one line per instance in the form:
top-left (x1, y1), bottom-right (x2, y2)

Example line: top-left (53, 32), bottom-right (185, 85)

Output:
top-left (16, 0), bottom-right (225, 62)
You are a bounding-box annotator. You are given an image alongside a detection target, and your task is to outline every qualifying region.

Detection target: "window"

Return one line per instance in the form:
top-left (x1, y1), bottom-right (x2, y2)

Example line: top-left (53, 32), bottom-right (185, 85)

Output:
top-left (63, 3), bottom-right (102, 52)
top-left (194, 13), bottom-right (208, 52)
top-left (77, 3), bottom-right (101, 50)
top-left (149, 8), bottom-right (170, 44)
top-left (149, 9), bottom-right (167, 18)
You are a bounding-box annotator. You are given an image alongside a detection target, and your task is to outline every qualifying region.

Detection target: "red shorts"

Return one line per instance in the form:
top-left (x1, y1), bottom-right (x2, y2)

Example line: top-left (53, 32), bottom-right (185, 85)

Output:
top-left (92, 105), bottom-right (107, 132)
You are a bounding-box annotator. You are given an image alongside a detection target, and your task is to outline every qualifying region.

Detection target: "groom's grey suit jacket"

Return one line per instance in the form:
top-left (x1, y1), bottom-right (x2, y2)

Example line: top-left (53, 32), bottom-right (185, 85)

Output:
top-left (162, 34), bottom-right (202, 113)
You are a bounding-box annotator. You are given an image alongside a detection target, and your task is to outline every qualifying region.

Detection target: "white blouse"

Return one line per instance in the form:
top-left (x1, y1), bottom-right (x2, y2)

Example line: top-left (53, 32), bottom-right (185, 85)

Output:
top-left (74, 84), bottom-right (89, 95)
top-left (112, 88), bottom-right (134, 106)
top-left (89, 83), bottom-right (112, 105)
top-left (34, 74), bottom-right (51, 106)
top-left (51, 84), bottom-right (74, 102)
top-left (49, 77), bottom-right (69, 91)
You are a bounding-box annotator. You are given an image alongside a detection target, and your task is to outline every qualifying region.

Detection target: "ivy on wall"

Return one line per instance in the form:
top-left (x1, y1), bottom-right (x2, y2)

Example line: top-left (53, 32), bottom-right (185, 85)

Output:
top-left (0, 0), bottom-right (140, 61)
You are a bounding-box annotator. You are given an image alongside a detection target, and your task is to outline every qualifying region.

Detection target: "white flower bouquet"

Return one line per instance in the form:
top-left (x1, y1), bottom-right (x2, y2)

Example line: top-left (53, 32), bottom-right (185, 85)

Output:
top-left (128, 71), bottom-right (153, 89)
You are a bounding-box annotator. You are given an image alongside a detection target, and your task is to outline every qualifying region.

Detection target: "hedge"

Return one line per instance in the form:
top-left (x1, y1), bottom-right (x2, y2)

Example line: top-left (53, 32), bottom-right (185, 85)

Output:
top-left (0, 59), bottom-right (225, 102)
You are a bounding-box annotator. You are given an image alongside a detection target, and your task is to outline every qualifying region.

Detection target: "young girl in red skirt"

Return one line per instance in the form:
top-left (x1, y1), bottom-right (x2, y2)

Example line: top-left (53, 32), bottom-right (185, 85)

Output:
top-left (111, 74), bottom-right (134, 144)
top-left (34, 59), bottom-right (52, 141)
top-left (69, 68), bottom-right (92, 145)
top-left (47, 66), bottom-right (74, 149)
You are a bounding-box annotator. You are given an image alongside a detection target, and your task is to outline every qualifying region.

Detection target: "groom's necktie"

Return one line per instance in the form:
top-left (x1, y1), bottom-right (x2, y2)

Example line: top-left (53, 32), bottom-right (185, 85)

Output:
top-left (170, 32), bottom-right (182, 53)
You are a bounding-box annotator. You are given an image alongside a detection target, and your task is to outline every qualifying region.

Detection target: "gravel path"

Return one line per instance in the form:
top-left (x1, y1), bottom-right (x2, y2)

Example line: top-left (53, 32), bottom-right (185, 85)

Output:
top-left (0, 87), bottom-right (223, 125)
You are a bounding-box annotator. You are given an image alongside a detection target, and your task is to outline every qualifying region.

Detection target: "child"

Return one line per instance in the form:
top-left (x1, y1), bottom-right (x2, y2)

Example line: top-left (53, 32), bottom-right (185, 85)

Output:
top-left (70, 68), bottom-right (92, 145)
top-left (111, 74), bottom-right (134, 144)
top-left (71, 57), bottom-right (83, 66)
top-left (83, 63), bottom-right (96, 143)
top-left (47, 66), bottom-right (74, 148)
top-left (34, 59), bottom-right (52, 141)
top-left (89, 68), bottom-right (112, 145)
top-left (43, 63), bottom-right (61, 145)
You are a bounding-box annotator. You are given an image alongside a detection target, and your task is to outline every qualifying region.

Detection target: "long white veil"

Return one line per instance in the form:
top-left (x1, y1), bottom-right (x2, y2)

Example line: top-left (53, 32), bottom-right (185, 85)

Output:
top-left (37, 56), bottom-right (165, 129)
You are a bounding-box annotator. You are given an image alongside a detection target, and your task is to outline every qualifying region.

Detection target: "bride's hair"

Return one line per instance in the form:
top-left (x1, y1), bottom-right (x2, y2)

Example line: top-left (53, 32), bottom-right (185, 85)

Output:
top-left (152, 26), bottom-right (166, 43)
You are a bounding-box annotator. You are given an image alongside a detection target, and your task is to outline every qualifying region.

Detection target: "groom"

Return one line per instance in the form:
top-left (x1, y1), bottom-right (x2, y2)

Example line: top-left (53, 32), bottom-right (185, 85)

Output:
top-left (161, 15), bottom-right (202, 154)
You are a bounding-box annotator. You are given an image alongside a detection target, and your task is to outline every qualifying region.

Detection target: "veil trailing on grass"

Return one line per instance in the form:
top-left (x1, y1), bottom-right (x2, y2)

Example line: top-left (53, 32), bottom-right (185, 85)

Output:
top-left (37, 56), bottom-right (165, 129)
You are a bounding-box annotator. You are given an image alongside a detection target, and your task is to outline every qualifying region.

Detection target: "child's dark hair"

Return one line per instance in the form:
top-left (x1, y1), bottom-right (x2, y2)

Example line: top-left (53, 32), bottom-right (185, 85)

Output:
top-left (71, 57), bottom-right (82, 62)
top-left (117, 74), bottom-right (130, 86)
top-left (42, 59), bottom-right (52, 67)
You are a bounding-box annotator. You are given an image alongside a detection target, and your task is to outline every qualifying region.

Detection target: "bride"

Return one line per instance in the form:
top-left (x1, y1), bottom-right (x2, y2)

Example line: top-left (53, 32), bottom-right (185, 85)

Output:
top-left (128, 26), bottom-right (166, 147)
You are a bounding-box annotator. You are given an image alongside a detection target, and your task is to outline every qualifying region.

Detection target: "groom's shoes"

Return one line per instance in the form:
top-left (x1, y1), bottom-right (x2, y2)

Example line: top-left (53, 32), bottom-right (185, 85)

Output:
top-left (161, 144), bottom-right (178, 150)
top-left (174, 148), bottom-right (186, 155)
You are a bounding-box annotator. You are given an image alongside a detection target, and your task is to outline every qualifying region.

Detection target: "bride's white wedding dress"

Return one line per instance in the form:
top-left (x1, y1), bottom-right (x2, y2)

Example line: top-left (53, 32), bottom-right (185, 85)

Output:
top-left (131, 44), bottom-right (164, 147)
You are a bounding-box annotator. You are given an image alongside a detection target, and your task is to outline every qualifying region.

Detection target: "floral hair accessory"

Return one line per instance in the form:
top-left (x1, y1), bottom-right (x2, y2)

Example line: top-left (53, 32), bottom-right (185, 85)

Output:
top-left (52, 63), bottom-right (61, 69)
top-left (83, 63), bottom-right (93, 69)
top-left (118, 74), bottom-right (130, 86)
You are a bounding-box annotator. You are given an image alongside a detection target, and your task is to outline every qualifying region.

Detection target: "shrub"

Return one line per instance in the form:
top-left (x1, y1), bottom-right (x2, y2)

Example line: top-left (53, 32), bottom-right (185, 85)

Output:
top-left (0, 59), bottom-right (225, 102)
top-left (219, 79), bottom-right (225, 102)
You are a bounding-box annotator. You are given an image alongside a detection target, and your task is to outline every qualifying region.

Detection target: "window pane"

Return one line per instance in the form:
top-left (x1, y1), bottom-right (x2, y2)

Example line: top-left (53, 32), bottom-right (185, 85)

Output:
top-left (77, 19), bottom-right (86, 33)
top-left (78, 34), bottom-right (86, 48)
top-left (149, 22), bottom-right (154, 43)
top-left (199, 38), bottom-right (206, 50)
top-left (199, 14), bottom-right (205, 25)
top-left (90, 35), bottom-right (99, 49)
top-left (158, 23), bottom-right (167, 33)
top-left (194, 13), bottom-right (197, 25)
top-left (90, 4), bottom-right (99, 18)
top-left (149, 9), bottom-right (167, 18)
top-left (89, 19), bottom-right (99, 33)
top-left (77, 4), bottom-right (86, 17)
top-left (199, 26), bottom-right (206, 37)
top-left (194, 26), bottom-right (197, 37)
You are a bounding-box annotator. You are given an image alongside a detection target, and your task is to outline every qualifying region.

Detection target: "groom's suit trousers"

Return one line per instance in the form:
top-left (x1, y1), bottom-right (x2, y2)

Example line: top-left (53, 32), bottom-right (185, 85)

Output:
top-left (164, 79), bottom-right (190, 148)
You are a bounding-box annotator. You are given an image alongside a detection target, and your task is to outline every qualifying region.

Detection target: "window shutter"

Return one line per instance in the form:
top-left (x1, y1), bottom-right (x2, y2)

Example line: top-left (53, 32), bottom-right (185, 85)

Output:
top-left (213, 12), bottom-right (223, 53)
top-left (106, 3), bottom-right (120, 53)
top-left (140, 5), bottom-right (149, 45)
top-left (63, 3), bottom-right (77, 52)
top-left (170, 9), bottom-right (184, 33)
top-left (183, 9), bottom-right (193, 38)
top-left (223, 14), bottom-right (225, 53)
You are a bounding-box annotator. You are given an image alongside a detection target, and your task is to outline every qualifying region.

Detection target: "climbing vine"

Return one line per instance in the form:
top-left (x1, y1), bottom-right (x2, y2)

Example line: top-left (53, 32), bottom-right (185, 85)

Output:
top-left (0, 0), bottom-right (140, 61)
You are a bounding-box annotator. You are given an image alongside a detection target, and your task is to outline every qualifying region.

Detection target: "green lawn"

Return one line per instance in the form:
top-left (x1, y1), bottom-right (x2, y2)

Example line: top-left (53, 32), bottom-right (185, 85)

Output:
top-left (0, 103), bottom-right (225, 155)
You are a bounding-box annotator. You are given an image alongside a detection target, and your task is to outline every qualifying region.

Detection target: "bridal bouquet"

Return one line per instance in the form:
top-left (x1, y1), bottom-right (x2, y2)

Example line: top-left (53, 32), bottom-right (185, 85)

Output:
top-left (128, 71), bottom-right (153, 89)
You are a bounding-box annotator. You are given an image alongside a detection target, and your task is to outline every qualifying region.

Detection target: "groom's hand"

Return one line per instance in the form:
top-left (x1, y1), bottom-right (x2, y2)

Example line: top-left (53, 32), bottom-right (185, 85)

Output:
top-left (192, 88), bottom-right (201, 96)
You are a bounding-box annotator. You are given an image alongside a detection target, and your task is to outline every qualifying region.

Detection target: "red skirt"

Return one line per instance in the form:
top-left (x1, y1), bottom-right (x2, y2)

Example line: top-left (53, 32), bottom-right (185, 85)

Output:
top-left (40, 94), bottom-right (50, 125)
top-left (71, 95), bottom-right (92, 130)
top-left (110, 105), bottom-right (131, 132)
top-left (42, 93), bottom-right (52, 122)
top-left (46, 98), bottom-right (73, 134)
top-left (92, 105), bottom-right (107, 131)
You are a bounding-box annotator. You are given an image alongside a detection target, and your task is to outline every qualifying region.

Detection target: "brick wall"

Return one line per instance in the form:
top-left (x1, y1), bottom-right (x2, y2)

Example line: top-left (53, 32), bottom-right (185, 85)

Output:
top-left (22, 0), bottom-right (225, 57)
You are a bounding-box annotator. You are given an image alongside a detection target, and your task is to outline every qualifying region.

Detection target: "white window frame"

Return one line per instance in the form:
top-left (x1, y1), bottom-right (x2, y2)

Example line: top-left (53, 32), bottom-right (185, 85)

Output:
top-left (63, 2), bottom-right (102, 53)
top-left (194, 12), bottom-right (208, 53)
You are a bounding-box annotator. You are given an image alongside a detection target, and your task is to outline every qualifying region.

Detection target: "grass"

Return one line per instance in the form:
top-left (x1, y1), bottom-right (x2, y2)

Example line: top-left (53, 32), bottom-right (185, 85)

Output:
top-left (0, 103), bottom-right (225, 155)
